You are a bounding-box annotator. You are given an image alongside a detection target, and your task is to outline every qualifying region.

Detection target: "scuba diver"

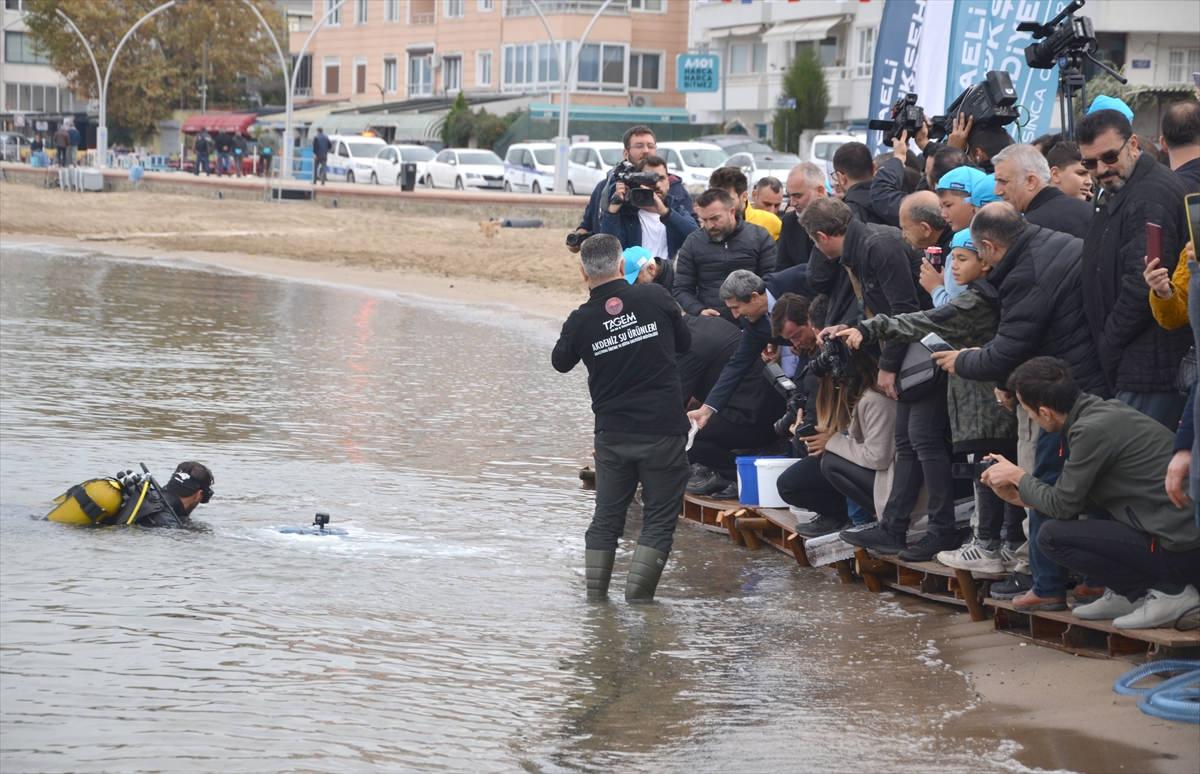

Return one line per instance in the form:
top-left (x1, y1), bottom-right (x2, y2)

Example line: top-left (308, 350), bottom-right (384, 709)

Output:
top-left (46, 461), bottom-right (214, 528)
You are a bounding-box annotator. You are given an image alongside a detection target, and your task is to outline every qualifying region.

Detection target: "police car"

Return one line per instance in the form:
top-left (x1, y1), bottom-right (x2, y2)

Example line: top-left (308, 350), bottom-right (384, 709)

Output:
top-left (326, 134), bottom-right (386, 184)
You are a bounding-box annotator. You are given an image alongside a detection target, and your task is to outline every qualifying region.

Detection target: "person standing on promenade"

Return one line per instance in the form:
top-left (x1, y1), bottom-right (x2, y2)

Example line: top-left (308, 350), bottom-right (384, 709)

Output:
top-left (552, 234), bottom-right (692, 603)
top-left (312, 127), bottom-right (331, 185)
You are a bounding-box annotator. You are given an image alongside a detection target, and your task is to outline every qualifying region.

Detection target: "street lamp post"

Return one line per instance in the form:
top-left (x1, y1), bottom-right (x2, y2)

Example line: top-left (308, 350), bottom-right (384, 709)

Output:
top-left (286, 0), bottom-right (346, 182)
top-left (237, 0), bottom-right (288, 178)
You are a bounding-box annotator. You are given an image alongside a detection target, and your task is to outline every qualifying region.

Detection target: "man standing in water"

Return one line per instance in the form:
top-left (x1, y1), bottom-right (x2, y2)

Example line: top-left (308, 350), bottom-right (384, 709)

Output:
top-left (553, 234), bottom-right (692, 603)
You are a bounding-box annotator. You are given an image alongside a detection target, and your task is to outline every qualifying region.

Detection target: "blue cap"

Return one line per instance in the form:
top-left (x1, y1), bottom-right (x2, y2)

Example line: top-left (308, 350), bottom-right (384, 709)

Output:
top-left (971, 174), bottom-right (1000, 206)
top-left (950, 228), bottom-right (977, 253)
top-left (936, 165), bottom-right (986, 197)
top-left (1086, 95), bottom-right (1134, 122)
top-left (622, 245), bottom-right (654, 284)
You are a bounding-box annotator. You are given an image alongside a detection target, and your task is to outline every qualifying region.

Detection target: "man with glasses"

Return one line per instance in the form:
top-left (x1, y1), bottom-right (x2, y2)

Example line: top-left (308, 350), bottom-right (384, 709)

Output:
top-left (777, 162), bottom-right (827, 271)
top-left (1078, 108), bottom-right (1191, 429)
top-left (596, 155), bottom-right (698, 261)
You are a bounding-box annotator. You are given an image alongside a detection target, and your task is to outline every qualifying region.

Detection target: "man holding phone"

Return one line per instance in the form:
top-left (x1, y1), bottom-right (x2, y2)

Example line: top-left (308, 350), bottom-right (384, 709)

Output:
top-left (1078, 108), bottom-right (1191, 429)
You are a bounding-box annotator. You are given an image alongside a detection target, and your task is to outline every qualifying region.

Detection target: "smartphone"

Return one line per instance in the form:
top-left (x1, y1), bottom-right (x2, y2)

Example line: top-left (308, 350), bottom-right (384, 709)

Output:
top-left (1186, 193), bottom-right (1200, 252)
top-left (921, 332), bottom-right (953, 353)
top-left (1146, 222), bottom-right (1163, 265)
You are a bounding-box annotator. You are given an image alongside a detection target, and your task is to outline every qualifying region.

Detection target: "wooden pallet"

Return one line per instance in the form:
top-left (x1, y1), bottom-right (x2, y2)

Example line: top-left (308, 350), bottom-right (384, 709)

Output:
top-left (680, 495), bottom-right (855, 583)
top-left (853, 549), bottom-right (1005, 622)
top-left (985, 598), bottom-right (1200, 659)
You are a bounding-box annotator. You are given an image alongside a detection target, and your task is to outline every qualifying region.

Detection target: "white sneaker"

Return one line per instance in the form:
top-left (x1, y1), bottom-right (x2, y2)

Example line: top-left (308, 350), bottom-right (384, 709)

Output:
top-left (1072, 588), bottom-right (1141, 621)
top-left (1000, 544), bottom-right (1021, 572)
top-left (1113, 585), bottom-right (1200, 629)
top-left (936, 541), bottom-right (1004, 573)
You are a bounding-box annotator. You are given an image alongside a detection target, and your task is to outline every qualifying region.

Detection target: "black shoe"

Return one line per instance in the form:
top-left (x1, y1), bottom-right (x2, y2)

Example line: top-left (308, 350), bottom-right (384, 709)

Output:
top-left (839, 523), bottom-right (905, 554)
top-left (989, 572), bottom-right (1033, 600)
top-left (686, 469), bottom-right (725, 496)
top-left (710, 479), bottom-right (739, 500)
top-left (687, 464), bottom-right (714, 487)
top-left (794, 513), bottom-right (849, 538)
top-left (898, 531), bottom-right (961, 562)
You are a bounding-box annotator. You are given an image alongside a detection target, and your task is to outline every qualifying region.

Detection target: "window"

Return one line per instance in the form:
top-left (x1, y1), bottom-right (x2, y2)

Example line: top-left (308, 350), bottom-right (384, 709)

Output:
top-left (383, 57), bottom-right (398, 93)
top-left (729, 42), bottom-right (765, 75)
top-left (502, 42), bottom-right (570, 90)
top-left (630, 0), bottom-right (664, 10)
top-left (355, 0), bottom-right (367, 24)
top-left (5, 0), bottom-right (25, 10)
top-left (855, 27), bottom-right (876, 78)
top-left (478, 0), bottom-right (494, 9)
top-left (293, 54), bottom-right (312, 95)
top-left (577, 42), bottom-right (626, 92)
top-left (323, 57), bottom-right (340, 95)
top-left (445, 0), bottom-right (464, 18)
top-left (1, 82), bottom-right (65, 112)
top-left (1168, 48), bottom-right (1200, 84)
top-left (324, 0), bottom-right (341, 26)
top-left (355, 59), bottom-right (367, 94)
top-left (409, 53), bottom-right (433, 97)
top-left (629, 52), bottom-right (661, 90)
top-left (444, 55), bottom-right (462, 92)
top-left (477, 51), bottom-right (492, 86)
top-left (385, 0), bottom-right (400, 22)
top-left (795, 36), bottom-right (838, 68)
top-left (4, 31), bottom-right (50, 65)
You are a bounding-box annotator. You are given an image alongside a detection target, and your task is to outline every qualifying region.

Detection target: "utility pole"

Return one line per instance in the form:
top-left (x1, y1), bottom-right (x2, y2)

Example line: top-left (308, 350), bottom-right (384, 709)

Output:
top-left (200, 40), bottom-right (208, 112)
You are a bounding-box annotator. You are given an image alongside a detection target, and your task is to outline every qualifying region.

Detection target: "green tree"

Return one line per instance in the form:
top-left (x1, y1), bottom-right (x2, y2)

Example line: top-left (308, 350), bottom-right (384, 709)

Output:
top-left (773, 47), bottom-right (829, 154)
top-left (441, 91), bottom-right (473, 147)
top-left (23, 0), bottom-right (283, 142)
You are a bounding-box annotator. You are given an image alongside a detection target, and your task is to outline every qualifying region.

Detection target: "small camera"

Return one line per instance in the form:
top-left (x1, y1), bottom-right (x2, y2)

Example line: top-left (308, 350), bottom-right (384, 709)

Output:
top-left (313, 512), bottom-right (331, 529)
top-left (565, 231), bottom-right (589, 248)
top-left (951, 458), bottom-right (998, 480)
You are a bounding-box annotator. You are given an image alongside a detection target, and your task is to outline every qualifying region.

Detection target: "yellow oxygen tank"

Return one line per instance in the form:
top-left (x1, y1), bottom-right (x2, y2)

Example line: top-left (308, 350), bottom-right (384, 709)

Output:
top-left (46, 479), bottom-right (126, 526)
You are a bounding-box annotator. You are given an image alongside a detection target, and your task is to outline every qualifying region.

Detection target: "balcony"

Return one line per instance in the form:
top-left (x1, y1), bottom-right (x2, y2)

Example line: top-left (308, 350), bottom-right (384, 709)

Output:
top-left (411, 0), bottom-right (435, 24)
top-left (504, 0), bottom-right (627, 18)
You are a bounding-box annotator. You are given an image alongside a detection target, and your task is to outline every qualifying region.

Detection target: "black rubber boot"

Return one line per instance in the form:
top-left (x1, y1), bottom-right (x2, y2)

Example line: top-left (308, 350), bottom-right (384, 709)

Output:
top-left (585, 549), bottom-right (615, 601)
top-left (625, 544), bottom-right (669, 604)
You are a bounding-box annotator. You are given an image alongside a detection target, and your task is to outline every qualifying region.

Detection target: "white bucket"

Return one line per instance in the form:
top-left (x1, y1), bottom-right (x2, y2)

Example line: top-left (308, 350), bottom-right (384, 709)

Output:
top-left (753, 457), bottom-right (794, 508)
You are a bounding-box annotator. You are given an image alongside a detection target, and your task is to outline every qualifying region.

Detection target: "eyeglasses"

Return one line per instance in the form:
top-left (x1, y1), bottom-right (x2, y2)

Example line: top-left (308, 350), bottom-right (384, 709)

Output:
top-left (1080, 136), bottom-right (1129, 170)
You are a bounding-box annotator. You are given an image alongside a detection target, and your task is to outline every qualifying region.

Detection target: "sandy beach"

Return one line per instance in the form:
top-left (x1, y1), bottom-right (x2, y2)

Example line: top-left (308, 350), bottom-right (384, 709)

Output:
top-left (2, 178), bottom-right (1198, 773)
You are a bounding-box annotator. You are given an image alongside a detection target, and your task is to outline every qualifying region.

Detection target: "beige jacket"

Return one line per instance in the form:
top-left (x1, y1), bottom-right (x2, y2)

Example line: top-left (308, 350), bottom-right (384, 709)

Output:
top-left (825, 389), bottom-right (912, 516)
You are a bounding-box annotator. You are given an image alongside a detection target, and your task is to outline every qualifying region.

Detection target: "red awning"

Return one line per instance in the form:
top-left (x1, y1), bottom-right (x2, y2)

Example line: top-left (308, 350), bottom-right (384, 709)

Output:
top-left (181, 112), bottom-right (257, 135)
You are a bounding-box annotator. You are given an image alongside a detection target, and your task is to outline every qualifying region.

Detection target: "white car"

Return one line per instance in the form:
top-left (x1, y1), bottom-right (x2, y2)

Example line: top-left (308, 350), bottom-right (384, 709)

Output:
top-left (567, 141), bottom-right (624, 196)
top-left (503, 142), bottom-right (557, 193)
top-left (425, 148), bottom-right (505, 190)
top-left (326, 134), bottom-right (386, 184)
top-left (366, 144), bottom-right (437, 186)
top-left (808, 133), bottom-right (865, 180)
top-left (657, 142), bottom-right (728, 195)
top-left (724, 151), bottom-right (804, 188)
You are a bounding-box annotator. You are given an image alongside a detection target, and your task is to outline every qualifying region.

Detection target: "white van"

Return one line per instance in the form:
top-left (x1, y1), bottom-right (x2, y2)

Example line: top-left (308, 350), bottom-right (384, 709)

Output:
top-left (657, 141), bottom-right (728, 195)
top-left (808, 132), bottom-right (866, 180)
top-left (567, 141), bottom-right (624, 196)
top-left (503, 142), bottom-right (556, 193)
top-left (326, 134), bottom-right (386, 184)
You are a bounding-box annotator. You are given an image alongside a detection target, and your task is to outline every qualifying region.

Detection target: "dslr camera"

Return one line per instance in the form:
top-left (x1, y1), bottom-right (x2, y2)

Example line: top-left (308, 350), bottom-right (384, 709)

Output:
top-left (564, 231), bottom-right (590, 249)
top-left (809, 334), bottom-right (852, 381)
top-left (609, 160), bottom-right (660, 209)
top-left (763, 362), bottom-right (806, 438)
top-left (929, 71), bottom-right (1019, 141)
top-left (869, 92), bottom-right (926, 143)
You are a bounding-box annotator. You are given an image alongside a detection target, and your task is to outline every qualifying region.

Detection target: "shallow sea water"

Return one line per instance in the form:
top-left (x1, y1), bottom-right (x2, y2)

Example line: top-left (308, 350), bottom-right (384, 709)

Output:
top-left (0, 244), bottom-right (1060, 772)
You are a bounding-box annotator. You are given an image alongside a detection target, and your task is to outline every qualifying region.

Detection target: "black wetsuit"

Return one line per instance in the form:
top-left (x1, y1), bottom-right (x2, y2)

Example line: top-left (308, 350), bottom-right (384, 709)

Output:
top-left (115, 488), bottom-right (189, 528)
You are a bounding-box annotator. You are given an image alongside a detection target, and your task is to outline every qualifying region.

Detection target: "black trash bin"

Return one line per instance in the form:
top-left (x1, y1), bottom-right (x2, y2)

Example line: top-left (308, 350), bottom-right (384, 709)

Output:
top-left (400, 162), bottom-right (417, 191)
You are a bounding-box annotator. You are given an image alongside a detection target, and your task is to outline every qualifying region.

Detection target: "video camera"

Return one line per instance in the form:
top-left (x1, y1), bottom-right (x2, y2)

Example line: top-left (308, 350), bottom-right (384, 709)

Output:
top-left (869, 92), bottom-right (926, 143)
top-left (928, 71), bottom-right (1019, 141)
top-left (610, 160), bottom-right (660, 209)
top-left (1019, 0), bottom-right (1096, 70)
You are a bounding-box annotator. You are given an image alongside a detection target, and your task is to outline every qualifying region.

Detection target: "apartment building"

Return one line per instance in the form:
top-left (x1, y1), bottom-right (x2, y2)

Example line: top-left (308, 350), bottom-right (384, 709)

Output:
top-left (301, 0), bottom-right (689, 108)
top-left (1, 0), bottom-right (89, 130)
top-left (686, 0), bottom-right (1200, 142)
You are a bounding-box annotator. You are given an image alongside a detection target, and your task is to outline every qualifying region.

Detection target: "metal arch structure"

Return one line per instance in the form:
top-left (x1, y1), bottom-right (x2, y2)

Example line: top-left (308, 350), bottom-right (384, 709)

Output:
top-left (54, 9), bottom-right (102, 121)
top-left (236, 0), bottom-right (289, 179)
top-left (527, 0), bottom-right (616, 195)
top-left (287, 0), bottom-right (347, 180)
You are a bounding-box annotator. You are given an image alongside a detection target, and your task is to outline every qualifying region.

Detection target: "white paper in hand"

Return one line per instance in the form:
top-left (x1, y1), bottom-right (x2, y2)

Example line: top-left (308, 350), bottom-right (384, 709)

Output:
top-left (685, 419), bottom-right (700, 451)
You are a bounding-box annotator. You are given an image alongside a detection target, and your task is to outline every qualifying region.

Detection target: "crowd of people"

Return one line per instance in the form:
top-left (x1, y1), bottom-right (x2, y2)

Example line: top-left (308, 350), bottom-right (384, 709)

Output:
top-left (555, 98), bottom-right (1200, 626)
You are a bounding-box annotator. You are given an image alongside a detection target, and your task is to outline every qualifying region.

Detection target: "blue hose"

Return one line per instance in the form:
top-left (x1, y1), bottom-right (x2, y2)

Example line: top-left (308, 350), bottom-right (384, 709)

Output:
top-left (1137, 671), bottom-right (1200, 724)
top-left (1112, 659), bottom-right (1200, 696)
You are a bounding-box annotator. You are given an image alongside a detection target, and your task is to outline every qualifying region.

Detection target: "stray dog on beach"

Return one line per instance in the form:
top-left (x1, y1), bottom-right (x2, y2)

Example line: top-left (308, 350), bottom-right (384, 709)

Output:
top-left (479, 219), bottom-right (502, 240)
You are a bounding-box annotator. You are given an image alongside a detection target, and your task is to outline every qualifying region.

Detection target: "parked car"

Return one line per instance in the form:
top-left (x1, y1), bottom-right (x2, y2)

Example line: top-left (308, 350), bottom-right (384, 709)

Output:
top-left (0, 132), bottom-right (30, 163)
top-left (326, 134), bottom-right (386, 184)
top-left (503, 142), bottom-right (557, 193)
top-left (366, 143), bottom-right (436, 186)
top-left (567, 141), bottom-right (624, 196)
top-left (425, 148), bottom-right (505, 190)
top-left (657, 141), bottom-right (728, 195)
top-left (724, 151), bottom-right (804, 187)
top-left (694, 134), bottom-right (776, 156)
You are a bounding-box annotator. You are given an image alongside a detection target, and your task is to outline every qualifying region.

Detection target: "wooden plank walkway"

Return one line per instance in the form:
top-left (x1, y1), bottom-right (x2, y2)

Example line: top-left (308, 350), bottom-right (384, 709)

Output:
top-left (986, 598), bottom-right (1200, 659)
top-left (853, 549), bottom-right (1005, 622)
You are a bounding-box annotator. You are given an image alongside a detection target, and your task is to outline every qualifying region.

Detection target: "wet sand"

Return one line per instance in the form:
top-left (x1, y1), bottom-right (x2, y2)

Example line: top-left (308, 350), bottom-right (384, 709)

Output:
top-left (2, 182), bottom-right (1198, 773)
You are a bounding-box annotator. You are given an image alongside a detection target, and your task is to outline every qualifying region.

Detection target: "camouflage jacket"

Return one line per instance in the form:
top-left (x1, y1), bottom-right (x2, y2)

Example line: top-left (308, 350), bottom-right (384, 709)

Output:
top-left (857, 282), bottom-right (1017, 450)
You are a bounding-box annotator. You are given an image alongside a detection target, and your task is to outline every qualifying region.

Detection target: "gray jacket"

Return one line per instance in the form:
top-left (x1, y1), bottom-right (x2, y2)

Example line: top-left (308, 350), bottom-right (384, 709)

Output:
top-left (1018, 393), bottom-right (1200, 551)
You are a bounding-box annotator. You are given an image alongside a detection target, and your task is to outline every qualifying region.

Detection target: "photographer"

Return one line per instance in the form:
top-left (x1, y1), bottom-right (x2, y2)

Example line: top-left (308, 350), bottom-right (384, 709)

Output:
top-left (597, 155), bottom-right (698, 261)
top-left (872, 127), bottom-right (934, 227)
top-left (569, 125), bottom-right (695, 254)
top-left (673, 189), bottom-right (777, 322)
top-left (992, 144), bottom-right (1092, 238)
top-left (946, 113), bottom-right (1013, 174)
top-left (831, 142), bottom-right (890, 225)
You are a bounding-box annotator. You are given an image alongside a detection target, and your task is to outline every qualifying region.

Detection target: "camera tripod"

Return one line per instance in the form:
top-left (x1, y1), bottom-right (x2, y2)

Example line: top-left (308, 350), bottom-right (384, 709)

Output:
top-left (1056, 47), bottom-right (1127, 140)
